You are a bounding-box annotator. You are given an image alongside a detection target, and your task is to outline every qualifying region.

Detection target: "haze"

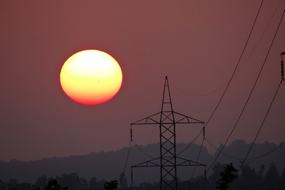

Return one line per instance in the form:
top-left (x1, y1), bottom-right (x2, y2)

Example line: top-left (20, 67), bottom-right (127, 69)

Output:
top-left (0, 0), bottom-right (284, 161)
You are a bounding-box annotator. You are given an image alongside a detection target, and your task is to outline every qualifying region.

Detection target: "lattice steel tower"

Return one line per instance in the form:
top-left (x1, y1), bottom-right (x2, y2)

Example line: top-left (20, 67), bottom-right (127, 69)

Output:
top-left (130, 76), bottom-right (206, 190)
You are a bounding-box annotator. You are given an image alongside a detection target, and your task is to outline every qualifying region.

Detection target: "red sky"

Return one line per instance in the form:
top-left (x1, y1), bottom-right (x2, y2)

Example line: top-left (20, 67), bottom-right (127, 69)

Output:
top-left (0, 0), bottom-right (284, 161)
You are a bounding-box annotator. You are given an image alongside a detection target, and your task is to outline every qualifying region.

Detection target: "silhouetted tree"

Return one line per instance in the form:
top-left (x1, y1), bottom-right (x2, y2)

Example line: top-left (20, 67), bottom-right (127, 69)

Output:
top-left (281, 167), bottom-right (285, 190)
top-left (235, 164), bottom-right (259, 190)
top-left (188, 176), bottom-right (208, 190)
top-left (45, 179), bottom-right (68, 190)
top-left (119, 173), bottom-right (128, 189)
top-left (208, 163), bottom-right (224, 183)
top-left (35, 175), bottom-right (48, 189)
top-left (79, 178), bottom-right (88, 190)
top-left (89, 177), bottom-right (99, 190)
top-left (7, 178), bottom-right (18, 190)
top-left (104, 180), bottom-right (118, 190)
top-left (0, 179), bottom-right (7, 190)
top-left (258, 164), bottom-right (266, 178)
top-left (216, 163), bottom-right (238, 190)
top-left (57, 173), bottom-right (82, 190)
top-left (263, 163), bottom-right (281, 190)
top-left (206, 163), bottom-right (224, 189)
top-left (1, 163), bottom-right (285, 190)
top-left (18, 182), bottom-right (32, 190)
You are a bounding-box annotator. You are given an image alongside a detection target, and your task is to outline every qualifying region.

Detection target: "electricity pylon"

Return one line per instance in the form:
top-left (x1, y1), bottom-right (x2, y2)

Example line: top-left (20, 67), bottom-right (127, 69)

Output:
top-left (130, 76), bottom-right (206, 190)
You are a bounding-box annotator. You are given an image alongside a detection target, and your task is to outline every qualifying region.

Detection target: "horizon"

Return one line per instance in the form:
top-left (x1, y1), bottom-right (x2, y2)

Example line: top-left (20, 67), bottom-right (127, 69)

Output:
top-left (0, 139), bottom-right (282, 162)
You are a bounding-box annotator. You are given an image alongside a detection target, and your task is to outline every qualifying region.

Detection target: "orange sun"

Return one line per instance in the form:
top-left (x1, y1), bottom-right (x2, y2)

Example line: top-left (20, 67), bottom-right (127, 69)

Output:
top-left (60, 50), bottom-right (123, 105)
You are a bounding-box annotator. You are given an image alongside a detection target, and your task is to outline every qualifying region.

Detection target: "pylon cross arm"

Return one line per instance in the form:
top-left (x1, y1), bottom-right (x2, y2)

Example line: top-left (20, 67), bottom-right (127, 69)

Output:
top-left (176, 156), bottom-right (206, 167)
top-left (131, 157), bottom-right (161, 168)
top-left (173, 111), bottom-right (204, 125)
top-left (130, 112), bottom-right (161, 126)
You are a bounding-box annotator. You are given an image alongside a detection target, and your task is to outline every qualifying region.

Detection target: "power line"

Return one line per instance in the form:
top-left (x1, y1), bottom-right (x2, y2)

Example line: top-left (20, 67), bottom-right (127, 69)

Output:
top-left (191, 137), bottom-right (205, 178)
top-left (245, 5), bottom-right (279, 62)
top-left (205, 139), bottom-right (241, 161)
top-left (207, 9), bottom-right (285, 171)
top-left (247, 142), bottom-right (284, 162)
top-left (132, 140), bottom-right (156, 160)
top-left (160, 0), bottom-right (265, 159)
top-left (203, 0), bottom-right (264, 129)
top-left (177, 127), bottom-right (203, 155)
top-left (122, 141), bottom-right (132, 173)
top-left (186, 0), bottom-right (265, 170)
top-left (240, 80), bottom-right (283, 167)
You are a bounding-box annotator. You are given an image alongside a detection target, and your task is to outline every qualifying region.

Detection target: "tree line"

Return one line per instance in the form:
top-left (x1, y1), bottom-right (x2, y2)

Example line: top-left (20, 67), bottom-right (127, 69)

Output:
top-left (0, 163), bottom-right (284, 190)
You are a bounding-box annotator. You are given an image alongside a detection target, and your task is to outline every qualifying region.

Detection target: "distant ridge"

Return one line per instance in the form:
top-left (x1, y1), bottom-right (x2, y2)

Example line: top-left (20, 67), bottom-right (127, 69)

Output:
top-left (0, 140), bottom-right (284, 183)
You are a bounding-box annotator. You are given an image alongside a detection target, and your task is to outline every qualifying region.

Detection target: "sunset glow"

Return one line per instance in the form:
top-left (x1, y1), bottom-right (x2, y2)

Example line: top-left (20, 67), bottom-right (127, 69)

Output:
top-left (60, 50), bottom-right (123, 105)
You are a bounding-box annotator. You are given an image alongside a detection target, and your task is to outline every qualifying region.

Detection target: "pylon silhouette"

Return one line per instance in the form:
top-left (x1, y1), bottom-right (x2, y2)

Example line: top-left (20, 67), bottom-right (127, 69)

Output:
top-left (130, 76), bottom-right (206, 190)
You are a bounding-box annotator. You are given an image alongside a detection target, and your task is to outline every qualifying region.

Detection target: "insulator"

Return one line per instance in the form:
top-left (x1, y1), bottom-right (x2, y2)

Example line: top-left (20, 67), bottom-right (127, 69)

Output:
top-left (203, 127), bottom-right (206, 140)
top-left (204, 169), bottom-right (207, 181)
top-left (131, 168), bottom-right (134, 187)
top-left (281, 52), bottom-right (285, 80)
top-left (130, 127), bottom-right (133, 142)
top-left (281, 61), bottom-right (284, 79)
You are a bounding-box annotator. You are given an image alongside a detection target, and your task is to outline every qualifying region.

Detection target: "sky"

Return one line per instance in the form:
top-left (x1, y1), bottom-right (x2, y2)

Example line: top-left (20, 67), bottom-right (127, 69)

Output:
top-left (0, 0), bottom-right (284, 161)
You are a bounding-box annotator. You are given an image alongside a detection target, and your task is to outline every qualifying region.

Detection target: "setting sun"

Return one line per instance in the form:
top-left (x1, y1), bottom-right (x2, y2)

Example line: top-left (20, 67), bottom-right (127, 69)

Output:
top-left (60, 50), bottom-right (123, 105)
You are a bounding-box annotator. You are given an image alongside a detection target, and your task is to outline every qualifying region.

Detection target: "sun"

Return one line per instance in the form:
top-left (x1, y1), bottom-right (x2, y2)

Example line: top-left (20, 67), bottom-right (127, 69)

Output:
top-left (60, 50), bottom-right (123, 105)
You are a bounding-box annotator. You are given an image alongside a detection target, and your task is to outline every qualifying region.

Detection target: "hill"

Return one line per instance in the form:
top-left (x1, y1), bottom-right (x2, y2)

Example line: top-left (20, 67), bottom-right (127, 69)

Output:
top-left (0, 140), bottom-right (284, 184)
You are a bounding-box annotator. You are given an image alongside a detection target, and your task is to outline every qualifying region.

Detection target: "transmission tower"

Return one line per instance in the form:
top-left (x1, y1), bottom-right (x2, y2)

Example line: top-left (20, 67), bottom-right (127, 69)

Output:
top-left (130, 76), bottom-right (206, 190)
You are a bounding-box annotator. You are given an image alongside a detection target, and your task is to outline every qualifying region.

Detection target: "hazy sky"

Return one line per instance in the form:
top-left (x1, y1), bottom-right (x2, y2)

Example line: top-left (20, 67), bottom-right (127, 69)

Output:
top-left (0, 0), bottom-right (284, 161)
